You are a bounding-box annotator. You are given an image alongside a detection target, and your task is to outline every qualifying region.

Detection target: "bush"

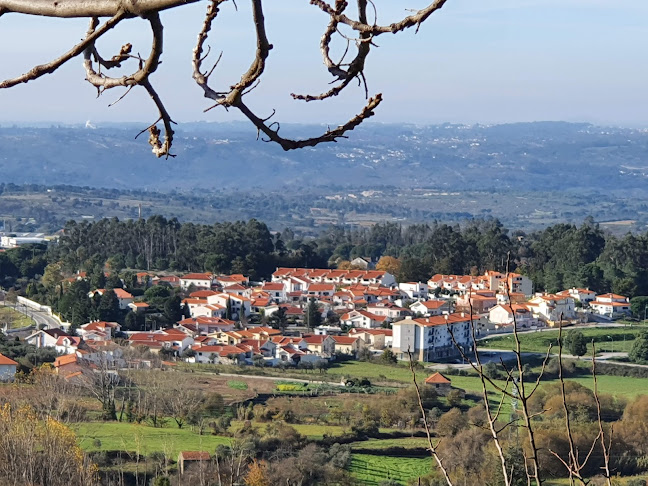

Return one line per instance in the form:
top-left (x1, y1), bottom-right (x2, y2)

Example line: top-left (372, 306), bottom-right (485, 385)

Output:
top-left (277, 384), bottom-right (308, 392)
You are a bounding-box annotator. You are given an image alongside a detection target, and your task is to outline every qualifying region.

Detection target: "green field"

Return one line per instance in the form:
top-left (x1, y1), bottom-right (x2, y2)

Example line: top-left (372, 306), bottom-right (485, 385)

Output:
top-left (480, 326), bottom-right (643, 354)
top-left (227, 380), bottom-right (249, 390)
top-left (72, 422), bottom-right (231, 457)
top-left (229, 419), bottom-right (351, 440)
top-left (0, 305), bottom-right (34, 329)
top-left (328, 360), bottom-right (431, 384)
top-left (351, 437), bottom-right (432, 450)
top-left (350, 454), bottom-right (433, 485)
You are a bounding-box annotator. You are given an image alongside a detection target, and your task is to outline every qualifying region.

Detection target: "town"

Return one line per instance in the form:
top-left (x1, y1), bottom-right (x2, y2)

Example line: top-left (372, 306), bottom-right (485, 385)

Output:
top-left (0, 264), bottom-right (633, 382)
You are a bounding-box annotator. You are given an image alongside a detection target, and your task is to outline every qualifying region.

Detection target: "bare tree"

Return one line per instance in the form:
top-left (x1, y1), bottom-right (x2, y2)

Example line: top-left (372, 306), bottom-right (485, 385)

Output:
top-left (438, 257), bottom-right (615, 486)
top-left (0, 0), bottom-right (448, 157)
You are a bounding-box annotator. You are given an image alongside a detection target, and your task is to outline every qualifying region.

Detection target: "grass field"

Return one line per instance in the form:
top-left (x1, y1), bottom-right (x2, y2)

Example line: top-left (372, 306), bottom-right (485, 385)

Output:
top-left (351, 437), bottom-right (431, 450)
top-left (72, 421), bottom-right (231, 457)
top-left (350, 454), bottom-right (433, 485)
top-left (480, 326), bottom-right (643, 354)
top-left (0, 305), bottom-right (34, 329)
top-left (227, 380), bottom-right (249, 390)
top-left (229, 419), bottom-right (350, 439)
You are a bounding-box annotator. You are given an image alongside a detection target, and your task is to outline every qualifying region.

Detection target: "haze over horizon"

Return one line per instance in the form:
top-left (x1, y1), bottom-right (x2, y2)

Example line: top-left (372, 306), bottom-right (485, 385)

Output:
top-left (1, 1), bottom-right (647, 127)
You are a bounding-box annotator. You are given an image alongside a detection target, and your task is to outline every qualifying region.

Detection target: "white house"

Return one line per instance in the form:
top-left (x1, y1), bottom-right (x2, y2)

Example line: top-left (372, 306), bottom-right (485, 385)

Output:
top-left (0, 353), bottom-right (18, 382)
top-left (261, 282), bottom-right (286, 302)
top-left (206, 293), bottom-right (251, 318)
top-left (399, 282), bottom-right (429, 300)
top-left (489, 304), bottom-right (538, 329)
top-left (558, 288), bottom-right (597, 304)
top-left (88, 288), bottom-right (134, 310)
top-left (340, 310), bottom-right (388, 329)
top-left (25, 328), bottom-right (70, 348)
top-left (214, 274), bottom-right (249, 288)
top-left (409, 299), bottom-right (451, 317)
top-left (349, 328), bottom-right (393, 350)
top-left (392, 314), bottom-right (476, 362)
top-left (128, 329), bottom-right (194, 354)
top-left (55, 336), bottom-right (83, 355)
top-left (192, 304), bottom-right (227, 319)
top-left (306, 283), bottom-right (336, 298)
top-left (180, 273), bottom-right (214, 290)
top-left (78, 321), bottom-right (121, 340)
top-left (527, 294), bottom-right (576, 322)
top-left (366, 302), bottom-right (410, 320)
top-left (589, 293), bottom-right (631, 318)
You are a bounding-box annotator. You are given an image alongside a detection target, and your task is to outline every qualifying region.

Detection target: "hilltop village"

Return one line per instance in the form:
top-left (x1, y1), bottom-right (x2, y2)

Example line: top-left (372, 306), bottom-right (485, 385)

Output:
top-left (1, 264), bottom-right (631, 381)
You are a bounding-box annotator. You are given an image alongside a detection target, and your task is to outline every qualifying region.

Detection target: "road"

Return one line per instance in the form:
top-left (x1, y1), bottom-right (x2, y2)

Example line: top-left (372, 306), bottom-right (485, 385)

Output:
top-left (472, 347), bottom-right (648, 369)
top-left (2, 302), bottom-right (61, 331)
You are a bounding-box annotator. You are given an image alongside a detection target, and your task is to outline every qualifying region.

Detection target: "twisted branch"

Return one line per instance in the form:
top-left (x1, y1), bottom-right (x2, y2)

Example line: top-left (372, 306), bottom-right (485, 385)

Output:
top-left (0, 9), bottom-right (127, 89)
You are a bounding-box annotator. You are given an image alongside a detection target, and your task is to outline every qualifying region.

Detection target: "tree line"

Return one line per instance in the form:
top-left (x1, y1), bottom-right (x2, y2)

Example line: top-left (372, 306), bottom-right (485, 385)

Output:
top-left (2, 215), bottom-right (648, 301)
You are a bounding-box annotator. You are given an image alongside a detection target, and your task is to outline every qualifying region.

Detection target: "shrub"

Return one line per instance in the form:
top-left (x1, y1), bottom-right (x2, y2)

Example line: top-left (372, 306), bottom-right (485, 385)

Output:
top-left (227, 380), bottom-right (248, 390)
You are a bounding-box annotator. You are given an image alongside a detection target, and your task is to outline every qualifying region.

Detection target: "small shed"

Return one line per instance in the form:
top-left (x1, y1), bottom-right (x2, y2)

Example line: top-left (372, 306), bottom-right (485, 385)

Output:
top-left (178, 451), bottom-right (211, 474)
top-left (0, 353), bottom-right (18, 382)
top-left (424, 372), bottom-right (452, 396)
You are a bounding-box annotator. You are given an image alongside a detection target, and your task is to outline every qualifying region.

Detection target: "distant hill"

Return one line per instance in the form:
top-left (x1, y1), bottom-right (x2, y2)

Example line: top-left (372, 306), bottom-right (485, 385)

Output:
top-left (2, 121), bottom-right (647, 193)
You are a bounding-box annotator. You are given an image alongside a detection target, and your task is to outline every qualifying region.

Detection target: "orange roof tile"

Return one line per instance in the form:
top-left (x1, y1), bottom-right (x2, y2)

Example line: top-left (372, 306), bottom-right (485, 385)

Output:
top-left (425, 372), bottom-right (451, 384)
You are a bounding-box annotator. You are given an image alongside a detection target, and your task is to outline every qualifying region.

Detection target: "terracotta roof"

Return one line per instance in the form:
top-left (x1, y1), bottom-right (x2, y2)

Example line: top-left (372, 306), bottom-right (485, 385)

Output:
top-left (597, 293), bottom-right (627, 300)
top-left (181, 273), bottom-right (213, 280)
top-left (417, 300), bottom-right (449, 309)
top-left (280, 345), bottom-right (305, 356)
top-left (308, 283), bottom-right (336, 292)
top-left (425, 372), bottom-right (451, 384)
top-left (190, 290), bottom-right (218, 298)
top-left (56, 336), bottom-right (82, 346)
top-left (405, 313), bottom-right (478, 327)
top-left (54, 353), bottom-right (78, 367)
top-left (0, 353), bottom-right (18, 366)
top-left (591, 301), bottom-right (630, 307)
top-left (179, 451), bottom-right (211, 461)
top-left (303, 335), bottom-right (328, 344)
top-left (94, 288), bottom-right (133, 299)
top-left (224, 283), bottom-right (247, 291)
top-left (350, 328), bottom-right (393, 336)
top-left (64, 371), bottom-right (83, 380)
top-left (332, 336), bottom-right (359, 345)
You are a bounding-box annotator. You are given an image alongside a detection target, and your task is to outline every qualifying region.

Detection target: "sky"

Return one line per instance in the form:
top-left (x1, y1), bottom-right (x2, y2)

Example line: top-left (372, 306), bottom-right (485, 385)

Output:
top-left (0, 0), bottom-right (647, 127)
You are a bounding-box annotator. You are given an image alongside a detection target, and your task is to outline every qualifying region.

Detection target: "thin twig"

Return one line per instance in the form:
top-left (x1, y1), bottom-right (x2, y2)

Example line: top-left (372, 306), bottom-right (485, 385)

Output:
top-left (407, 349), bottom-right (454, 486)
top-left (0, 10), bottom-right (127, 89)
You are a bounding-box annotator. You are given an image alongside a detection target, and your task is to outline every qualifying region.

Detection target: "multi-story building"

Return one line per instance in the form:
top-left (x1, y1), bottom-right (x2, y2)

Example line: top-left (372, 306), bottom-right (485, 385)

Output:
top-left (392, 313), bottom-right (476, 362)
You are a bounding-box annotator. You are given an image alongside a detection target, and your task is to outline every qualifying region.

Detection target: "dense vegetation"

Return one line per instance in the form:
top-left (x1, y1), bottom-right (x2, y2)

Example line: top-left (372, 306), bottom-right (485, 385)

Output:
top-left (3, 217), bottom-right (648, 313)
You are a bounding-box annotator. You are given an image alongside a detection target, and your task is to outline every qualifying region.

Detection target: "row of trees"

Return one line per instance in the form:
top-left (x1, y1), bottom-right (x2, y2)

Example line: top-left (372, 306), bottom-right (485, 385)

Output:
top-left (4, 216), bottom-right (648, 302)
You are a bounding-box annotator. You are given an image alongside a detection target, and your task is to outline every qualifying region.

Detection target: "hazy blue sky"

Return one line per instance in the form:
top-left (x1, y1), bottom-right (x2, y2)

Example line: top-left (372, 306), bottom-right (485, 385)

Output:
top-left (1, 0), bottom-right (647, 126)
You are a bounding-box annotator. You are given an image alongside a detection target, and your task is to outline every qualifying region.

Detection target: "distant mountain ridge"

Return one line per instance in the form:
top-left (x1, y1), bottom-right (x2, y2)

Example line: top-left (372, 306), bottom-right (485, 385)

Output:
top-left (1, 121), bottom-right (647, 193)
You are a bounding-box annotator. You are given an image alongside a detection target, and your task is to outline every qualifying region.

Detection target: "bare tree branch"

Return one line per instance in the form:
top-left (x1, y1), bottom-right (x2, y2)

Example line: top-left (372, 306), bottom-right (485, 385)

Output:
top-left (0, 10), bottom-right (127, 89)
top-left (310, 0), bottom-right (449, 35)
top-left (0, 0), bottom-right (200, 18)
top-left (407, 349), bottom-right (455, 486)
top-left (1, 0), bottom-right (448, 154)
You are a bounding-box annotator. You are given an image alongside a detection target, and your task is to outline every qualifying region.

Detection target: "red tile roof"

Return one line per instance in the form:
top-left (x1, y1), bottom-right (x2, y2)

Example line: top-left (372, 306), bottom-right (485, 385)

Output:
top-left (181, 273), bottom-right (213, 280)
top-left (179, 451), bottom-right (211, 461)
top-left (332, 336), bottom-right (360, 345)
top-left (0, 353), bottom-right (18, 366)
top-left (425, 372), bottom-right (451, 384)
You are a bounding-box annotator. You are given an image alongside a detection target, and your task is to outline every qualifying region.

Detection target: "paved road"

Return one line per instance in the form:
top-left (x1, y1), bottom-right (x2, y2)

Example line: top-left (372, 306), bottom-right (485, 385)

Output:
top-left (475, 347), bottom-right (648, 369)
top-left (2, 302), bottom-right (61, 330)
